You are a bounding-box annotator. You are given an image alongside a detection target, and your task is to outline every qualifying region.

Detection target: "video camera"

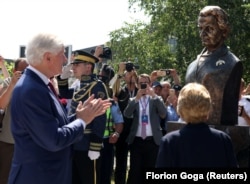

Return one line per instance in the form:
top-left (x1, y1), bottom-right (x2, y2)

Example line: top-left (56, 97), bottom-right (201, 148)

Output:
top-left (99, 47), bottom-right (112, 60)
top-left (125, 62), bottom-right (140, 72)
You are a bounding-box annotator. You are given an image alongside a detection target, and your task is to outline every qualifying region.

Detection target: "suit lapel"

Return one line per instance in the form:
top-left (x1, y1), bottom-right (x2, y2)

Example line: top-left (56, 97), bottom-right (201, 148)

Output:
top-left (26, 69), bottom-right (69, 124)
top-left (149, 97), bottom-right (153, 114)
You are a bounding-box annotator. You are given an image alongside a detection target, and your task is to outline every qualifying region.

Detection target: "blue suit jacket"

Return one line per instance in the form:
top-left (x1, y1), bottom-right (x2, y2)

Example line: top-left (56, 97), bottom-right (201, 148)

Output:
top-left (8, 69), bottom-right (84, 184)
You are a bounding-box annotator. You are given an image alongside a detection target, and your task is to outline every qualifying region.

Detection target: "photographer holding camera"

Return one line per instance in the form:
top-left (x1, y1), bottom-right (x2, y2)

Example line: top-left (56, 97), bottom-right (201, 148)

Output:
top-left (150, 68), bottom-right (182, 105)
top-left (93, 45), bottom-right (112, 62)
top-left (151, 69), bottom-right (182, 102)
top-left (151, 68), bottom-right (181, 87)
top-left (150, 69), bottom-right (182, 134)
top-left (123, 73), bottom-right (166, 184)
top-left (111, 61), bottom-right (138, 184)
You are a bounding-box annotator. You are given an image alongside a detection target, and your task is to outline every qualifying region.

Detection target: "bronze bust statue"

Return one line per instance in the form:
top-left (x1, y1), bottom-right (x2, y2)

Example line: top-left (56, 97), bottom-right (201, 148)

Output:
top-left (185, 6), bottom-right (243, 125)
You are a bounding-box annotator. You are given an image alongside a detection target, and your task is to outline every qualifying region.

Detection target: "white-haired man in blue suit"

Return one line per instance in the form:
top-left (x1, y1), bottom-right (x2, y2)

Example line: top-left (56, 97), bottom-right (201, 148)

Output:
top-left (8, 33), bottom-right (111, 184)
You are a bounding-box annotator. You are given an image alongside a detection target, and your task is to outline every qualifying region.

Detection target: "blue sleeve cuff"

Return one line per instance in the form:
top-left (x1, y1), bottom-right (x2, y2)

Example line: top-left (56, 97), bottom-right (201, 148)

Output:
top-left (76, 118), bottom-right (86, 130)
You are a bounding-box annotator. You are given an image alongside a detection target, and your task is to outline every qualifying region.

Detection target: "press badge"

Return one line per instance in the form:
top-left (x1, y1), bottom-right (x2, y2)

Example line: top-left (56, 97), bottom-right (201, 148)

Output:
top-left (141, 114), bottom-right (148, 125)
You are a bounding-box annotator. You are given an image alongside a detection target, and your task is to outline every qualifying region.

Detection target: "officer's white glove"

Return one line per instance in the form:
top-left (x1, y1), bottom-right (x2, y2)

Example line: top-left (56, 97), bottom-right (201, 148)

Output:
top-left (88, 150), bottom-right (100, 160)
top-left (60, 64), bottom-right (72, 79)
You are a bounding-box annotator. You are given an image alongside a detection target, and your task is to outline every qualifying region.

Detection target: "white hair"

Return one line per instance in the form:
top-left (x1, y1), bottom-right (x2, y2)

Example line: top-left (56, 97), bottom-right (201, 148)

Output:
top-left (25, 33), bottom-right (64, 65)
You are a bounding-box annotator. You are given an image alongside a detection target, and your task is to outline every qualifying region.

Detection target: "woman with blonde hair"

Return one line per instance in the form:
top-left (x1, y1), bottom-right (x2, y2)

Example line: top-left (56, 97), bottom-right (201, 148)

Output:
top-left (156, 83), bottom-right (238, 167)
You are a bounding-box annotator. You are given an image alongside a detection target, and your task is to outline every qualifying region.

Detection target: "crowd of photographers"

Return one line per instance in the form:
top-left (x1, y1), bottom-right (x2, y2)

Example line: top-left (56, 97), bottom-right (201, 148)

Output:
top-left (90, 45), bottom-right (249, 182)
top-left (1, 43), bottom-right (248, 183)
top-left (93, 47), bottom-right (182, 183)
top-left (56, 45), bottom-right (183, 184)
top-left (97, 46), bottom-right (183, 183)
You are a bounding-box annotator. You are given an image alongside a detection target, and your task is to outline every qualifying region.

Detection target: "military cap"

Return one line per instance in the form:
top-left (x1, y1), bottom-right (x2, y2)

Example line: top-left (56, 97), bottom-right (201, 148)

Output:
top-left (71, 50), bottom-right (99, 64)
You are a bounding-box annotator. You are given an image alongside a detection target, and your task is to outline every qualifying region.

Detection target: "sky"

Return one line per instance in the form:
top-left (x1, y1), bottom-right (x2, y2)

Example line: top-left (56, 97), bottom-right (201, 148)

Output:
top-left (0, 0), bottom-right (148, 59)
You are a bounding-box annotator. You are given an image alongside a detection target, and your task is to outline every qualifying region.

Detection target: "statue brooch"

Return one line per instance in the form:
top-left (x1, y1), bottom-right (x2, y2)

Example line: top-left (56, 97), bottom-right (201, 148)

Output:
top-left (216, 59), bottom-right (225, 66)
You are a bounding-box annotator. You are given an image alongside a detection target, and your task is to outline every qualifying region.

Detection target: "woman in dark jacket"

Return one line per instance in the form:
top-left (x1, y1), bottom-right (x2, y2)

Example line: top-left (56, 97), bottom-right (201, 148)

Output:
top-left (156, 83), bottom-right (238, 168)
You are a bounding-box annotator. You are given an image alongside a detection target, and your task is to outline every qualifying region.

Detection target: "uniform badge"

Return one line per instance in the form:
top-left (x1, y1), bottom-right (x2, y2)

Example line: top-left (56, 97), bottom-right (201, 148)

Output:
top-left (216, 59), bottom-right (225, 66)
top-left (81, 76), bottom-right (91, 81)
top-left (97, 91), bottom-right (106, 99)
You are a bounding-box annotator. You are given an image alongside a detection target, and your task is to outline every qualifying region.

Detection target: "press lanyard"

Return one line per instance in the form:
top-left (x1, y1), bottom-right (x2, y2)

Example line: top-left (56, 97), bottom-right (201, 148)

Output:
top-left (140, 96), bottom-right (149, 115)
top-left (129, 90), bottom-right (135, 97)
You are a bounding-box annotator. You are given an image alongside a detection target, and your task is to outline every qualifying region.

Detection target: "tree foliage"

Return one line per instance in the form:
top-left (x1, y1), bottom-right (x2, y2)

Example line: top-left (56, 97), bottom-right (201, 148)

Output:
top-left (109, 20), bottom-right (173, 73)
top-left (0, 61), bottom-right (14, 81)
top-left (108, 0), bottom-right (250, 83)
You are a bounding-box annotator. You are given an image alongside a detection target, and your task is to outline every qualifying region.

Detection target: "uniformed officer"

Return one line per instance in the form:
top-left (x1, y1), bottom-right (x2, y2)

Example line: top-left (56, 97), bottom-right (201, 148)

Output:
top-left (57, 50), bottom-right (109, 184)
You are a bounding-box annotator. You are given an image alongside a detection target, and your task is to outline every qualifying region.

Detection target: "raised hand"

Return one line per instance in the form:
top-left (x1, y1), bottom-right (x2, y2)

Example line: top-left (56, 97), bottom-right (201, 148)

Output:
top-left (76, 95), bottom-right (111, 124)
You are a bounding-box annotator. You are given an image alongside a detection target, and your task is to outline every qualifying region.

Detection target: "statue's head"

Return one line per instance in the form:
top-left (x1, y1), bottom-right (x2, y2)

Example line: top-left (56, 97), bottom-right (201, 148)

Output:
top-left (198, 6), bottom-right (230, 51)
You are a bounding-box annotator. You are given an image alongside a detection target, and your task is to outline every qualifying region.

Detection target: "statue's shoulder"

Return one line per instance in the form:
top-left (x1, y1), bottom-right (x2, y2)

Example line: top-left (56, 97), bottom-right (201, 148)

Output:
top-left (228, 51), bottom-right (240, 62)
top-left (223, 45), bottom-right (240, 63)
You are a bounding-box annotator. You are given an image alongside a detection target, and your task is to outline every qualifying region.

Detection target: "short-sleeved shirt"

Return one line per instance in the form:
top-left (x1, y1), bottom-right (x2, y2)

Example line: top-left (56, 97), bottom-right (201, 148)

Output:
top-left (111, 103), bottom-right (124, 124)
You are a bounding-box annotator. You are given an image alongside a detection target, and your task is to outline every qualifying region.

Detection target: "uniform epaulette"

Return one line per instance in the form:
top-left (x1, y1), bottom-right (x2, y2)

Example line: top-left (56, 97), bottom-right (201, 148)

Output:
top-left (97, 79), bottom-right (110, 99)
top-left (56, 76), bottom-right (68, 87)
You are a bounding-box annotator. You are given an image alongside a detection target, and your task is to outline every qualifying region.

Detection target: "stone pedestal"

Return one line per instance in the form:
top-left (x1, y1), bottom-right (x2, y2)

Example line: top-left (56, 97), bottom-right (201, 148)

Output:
top-left (166, 121), bottom-right (250, 167)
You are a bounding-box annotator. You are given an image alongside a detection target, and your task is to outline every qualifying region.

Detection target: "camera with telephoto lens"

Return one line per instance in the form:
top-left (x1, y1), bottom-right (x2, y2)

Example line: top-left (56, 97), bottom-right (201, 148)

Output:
top-left (125, 62), bottom-right (140, 72)
top-left (99, 47), bottom-right (112, 59)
